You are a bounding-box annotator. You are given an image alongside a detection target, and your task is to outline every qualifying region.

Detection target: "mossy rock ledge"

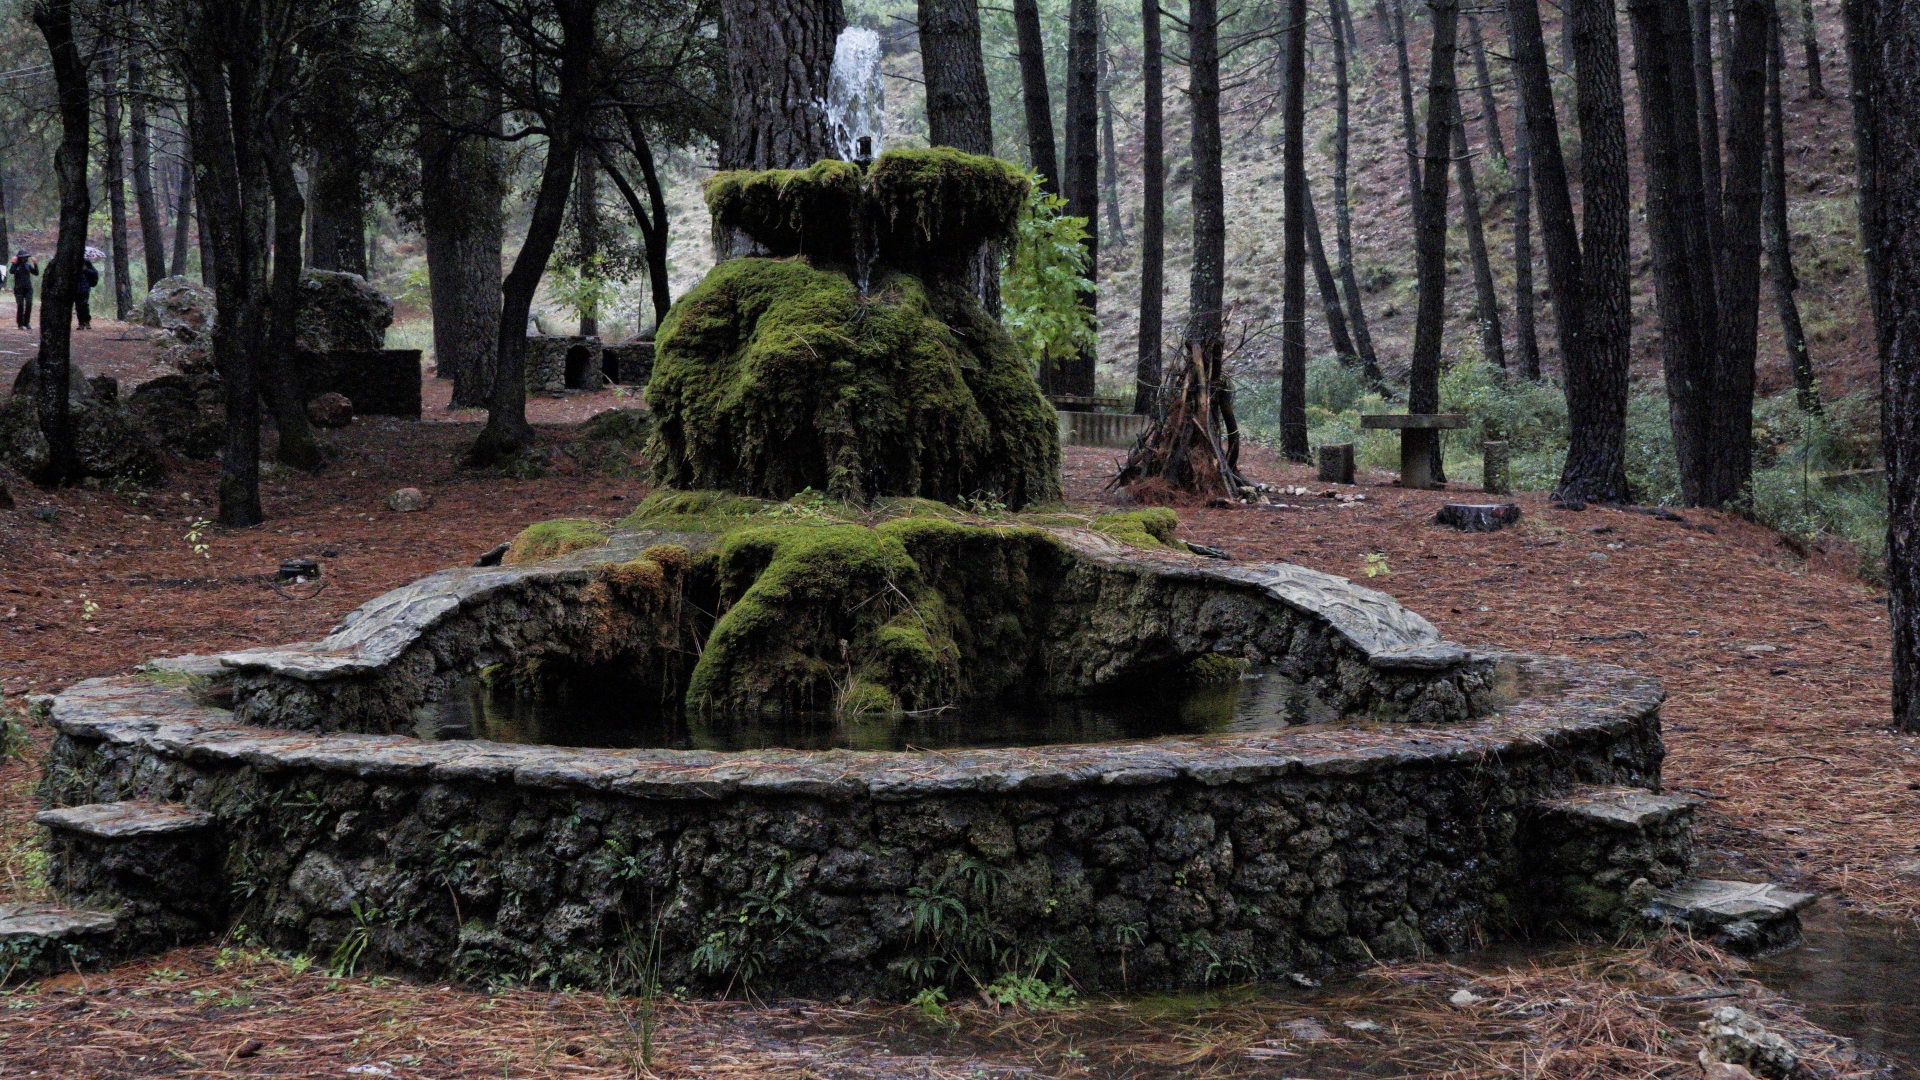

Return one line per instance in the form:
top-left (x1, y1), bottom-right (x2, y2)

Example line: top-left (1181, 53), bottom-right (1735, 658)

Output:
top-left (647, 148), bottom-right (1059, 508)
top-left (206, 496), bottom-right (1487, 731)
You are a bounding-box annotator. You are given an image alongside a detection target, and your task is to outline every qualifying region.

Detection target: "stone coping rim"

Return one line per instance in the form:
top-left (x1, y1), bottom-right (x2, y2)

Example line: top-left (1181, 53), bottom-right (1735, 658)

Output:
top-left (51, 651), bottom-right (1662, 802)
top-left (204, 527), bottom-right (1467, 682)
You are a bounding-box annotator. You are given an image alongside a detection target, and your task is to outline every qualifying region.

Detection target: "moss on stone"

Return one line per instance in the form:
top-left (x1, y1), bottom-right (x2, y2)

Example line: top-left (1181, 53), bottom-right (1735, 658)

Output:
top-left (617, 490), bottom-right (776, 533)
top-left (704, 160), bottom-right (864, 262)
top-left (646, 259), bottom-right (1060, 508)
top-left (1091, 508), bottom-right (1183, 550)
top-left (503, 520), bottom-right (611, 565)
top-left (1184, 654), bottom-right (1249, 684)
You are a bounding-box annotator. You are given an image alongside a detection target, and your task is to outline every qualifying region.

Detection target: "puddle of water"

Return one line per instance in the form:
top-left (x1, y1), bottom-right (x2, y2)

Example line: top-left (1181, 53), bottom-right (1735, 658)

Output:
top-left (1750, 905), bottom-right (1920, 1071)
top-left (414, 665), bottom-right (1344, 751)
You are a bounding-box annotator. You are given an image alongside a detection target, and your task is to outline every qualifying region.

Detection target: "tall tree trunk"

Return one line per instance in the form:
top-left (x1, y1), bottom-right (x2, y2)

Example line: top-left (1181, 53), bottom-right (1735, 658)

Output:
top-left (1135, 0), bottom-right (1164, 413)
top-left (102, 58), bottom-right (133, 321)
top-left (1330, 0), bottom-right (1385, 385)
top-left (30, 0), bottom-right (87, 487)
top-left (1694, 0), bottom-right (1727, 264)
top-left (1765, 0), bottom-right (1817, 410)
top-left (919, 0), bottom-right (993, 152)
top-left (1013, 0), bottom-right (1060, 190)
top-left (170, 147), bottom-right (193, 279)
top-left (1682, 0), bottom-right (1768, 508)
top-left (1848, 0), bottom-right (1920, 730)
top-left (1279, 0), bottom-right (1311, 461)
top-left (1630, 0), bottom-right (1724, 495)
top-left (1391, 0), bottom-right (1425, 214)
top-left (1304, 183), bottom-right (1358, 364)
top-left (618, 109), bottom-right (674, 329)
top-left (1799, 0), bottom-right (1824, 96)
top-left (0, 167), bottom-right (11, 269)
top-left (1507, 15), bottom-right (1543, 380)
top-left (1559, 0), bottom-right (1635, 502)
top-left (129, 60), bottom-right (167, 290)
top-left (1058, 0), bottom-right (1100, 398)
top-left (574, 147), bottom-right (600, 338)
top-left (1453, 100), bottom-right (1506, 369)
top-left (262, 122), bottom-right (324, 471)
top-left (473, 0), bottom-right (599, 464)
top-left (1188, 0), bottom-right (1228, 462)
top-left (1466, 11), bottom-right (1508, 166)
top-left (1100, 47), bottom-right (1125, 244)
top-left (720, 0), bottom-right (844, 170)
top-left (1509, 0), bottom-right (1585, 424)
top-left (307, 148), bottom-right (368, 276)
top-left (1410, 0), bottom-right (1460, 483)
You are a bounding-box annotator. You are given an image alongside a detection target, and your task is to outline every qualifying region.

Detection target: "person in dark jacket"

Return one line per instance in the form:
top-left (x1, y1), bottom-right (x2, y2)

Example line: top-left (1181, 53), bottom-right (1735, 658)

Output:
top-left (74, 256), bottom-right (98, 329)
top-left (8, 251), bottom-right (35, 329)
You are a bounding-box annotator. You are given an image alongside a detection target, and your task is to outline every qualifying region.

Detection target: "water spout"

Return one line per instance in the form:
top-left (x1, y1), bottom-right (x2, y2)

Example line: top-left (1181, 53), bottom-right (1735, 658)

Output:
top-left (824, 27), bottom-right (884, 164)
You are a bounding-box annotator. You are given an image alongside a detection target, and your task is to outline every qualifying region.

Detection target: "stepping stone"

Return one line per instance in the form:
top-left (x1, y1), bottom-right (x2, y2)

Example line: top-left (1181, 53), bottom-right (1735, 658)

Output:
top-left (0, 902), bottom-right (117, 981)
top-left (1537, 786), bottom-right (1699, 831)
top-left (36, 801), bottom-right (213, 839)
top-left (1435, 503), bottom-right (1522, 532)
top-left (1648, 879), bottom-right (1819, 954)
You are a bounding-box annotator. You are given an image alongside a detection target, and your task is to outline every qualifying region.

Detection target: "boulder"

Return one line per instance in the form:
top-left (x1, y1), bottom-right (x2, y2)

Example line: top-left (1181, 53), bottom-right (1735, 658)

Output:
top-left (140, 276), bottom-right (217, 376)
top-left (294, 270), bottom-right (393, 354)
top-left (1, 363), bottom-right (166, 483)
top-left (126, 375), bottom-right (225, 460)
top-left (386, 487), bottom-right (431, 512)
top-left (306, 392), bottom-right (354, 428)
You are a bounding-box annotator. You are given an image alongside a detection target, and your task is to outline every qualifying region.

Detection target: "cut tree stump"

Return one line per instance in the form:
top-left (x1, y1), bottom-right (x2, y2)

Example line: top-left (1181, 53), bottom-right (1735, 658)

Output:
top-left (1435, 503), bottom-right (1522, 531)
top-left (1317, 443), bottom-right (1355, 484)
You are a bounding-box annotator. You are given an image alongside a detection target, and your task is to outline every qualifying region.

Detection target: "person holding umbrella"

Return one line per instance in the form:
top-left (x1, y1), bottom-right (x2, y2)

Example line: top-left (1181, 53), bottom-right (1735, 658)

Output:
top-left (8, 249), bottom-right (35, 329)
top-left (74, 246), bottom-right (101, 330)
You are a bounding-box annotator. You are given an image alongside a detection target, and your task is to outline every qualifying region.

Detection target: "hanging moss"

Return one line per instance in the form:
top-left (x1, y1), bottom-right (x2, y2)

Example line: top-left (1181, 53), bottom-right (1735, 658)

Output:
top-left (503, 519), bottom-right (611, 565)
top-left (1091, 508), bottom-right (1185, 550)
top-left (867, 148), bottom-right (1029, 273)
top-left (704, 160), bottom-right (864, 262)
top-left (646, 259), bottom-right (1061, 508)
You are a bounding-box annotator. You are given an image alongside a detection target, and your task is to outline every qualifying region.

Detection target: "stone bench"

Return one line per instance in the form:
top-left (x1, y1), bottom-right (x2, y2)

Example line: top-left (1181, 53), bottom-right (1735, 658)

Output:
top-left (1360, 413), bottom-right (1469, 490)
top-left (37, 800), bottom-right (225, 957)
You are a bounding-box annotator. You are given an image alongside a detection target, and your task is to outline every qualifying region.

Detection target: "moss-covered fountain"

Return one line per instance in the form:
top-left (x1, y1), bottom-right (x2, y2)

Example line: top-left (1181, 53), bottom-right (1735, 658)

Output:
top-left (17, 150), bottom-right (1788, 1000)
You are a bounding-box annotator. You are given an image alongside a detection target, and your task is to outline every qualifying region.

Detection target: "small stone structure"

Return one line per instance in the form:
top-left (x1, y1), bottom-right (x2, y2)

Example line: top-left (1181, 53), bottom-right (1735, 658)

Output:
top-left (1317, 444), bottom-right (1356, 485)
top-left (601, 341), bottom-right (654, 386)
top-left (527, 335), bottom-right (604, 393)
top-left (1482, 439), bottom-right (1511, 495)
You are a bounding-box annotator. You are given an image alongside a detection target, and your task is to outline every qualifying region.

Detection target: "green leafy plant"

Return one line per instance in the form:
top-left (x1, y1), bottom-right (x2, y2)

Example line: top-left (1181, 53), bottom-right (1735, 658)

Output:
top-left (982, 971), bottom-right (1076, 1010)
top-left (547, 252), bottom-right (622, 328)
top-left (1000, 176), bottom-right (1097, 375)
top-left (688, 863), bottom-right (825, 989)
top-left (327, 901), bottom-right (382, 978)
top-left (1363, 552), bottom-right (1391, 578)
top-left (184, 519), bottom-right (212, 559)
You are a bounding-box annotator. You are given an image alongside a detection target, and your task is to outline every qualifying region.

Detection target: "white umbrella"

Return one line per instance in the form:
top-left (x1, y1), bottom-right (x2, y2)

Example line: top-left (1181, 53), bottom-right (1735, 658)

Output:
top-left (83, 246), bottom-right (104, 261)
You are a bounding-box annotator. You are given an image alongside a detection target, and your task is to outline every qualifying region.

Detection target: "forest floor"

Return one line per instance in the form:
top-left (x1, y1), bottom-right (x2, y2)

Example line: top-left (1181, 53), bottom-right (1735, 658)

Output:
top-left (1, 329), bottom-right (1916, 1074)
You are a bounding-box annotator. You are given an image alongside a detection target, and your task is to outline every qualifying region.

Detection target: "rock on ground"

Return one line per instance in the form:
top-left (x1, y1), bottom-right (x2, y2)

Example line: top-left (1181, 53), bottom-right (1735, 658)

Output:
top-left (139, 276), bottom-right (217, 375)
top-left (0, 362), bottom-right (165, 483)
top-left (386, 487), bottom-right (431, 512)
top-left (295, 270), bottom-right (392, 354)
top-left (307, 392), bottom-right (354, 428)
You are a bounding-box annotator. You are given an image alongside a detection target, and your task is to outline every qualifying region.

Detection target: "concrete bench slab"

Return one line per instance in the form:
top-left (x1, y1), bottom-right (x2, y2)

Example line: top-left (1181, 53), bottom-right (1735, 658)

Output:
top-left (1360, 414), bottom-right (1470, 489)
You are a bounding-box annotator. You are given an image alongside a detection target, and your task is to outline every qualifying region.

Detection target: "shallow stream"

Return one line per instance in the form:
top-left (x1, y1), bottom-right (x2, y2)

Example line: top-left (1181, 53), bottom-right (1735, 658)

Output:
top-left (1750, 905), bottom-right (1920, 1070)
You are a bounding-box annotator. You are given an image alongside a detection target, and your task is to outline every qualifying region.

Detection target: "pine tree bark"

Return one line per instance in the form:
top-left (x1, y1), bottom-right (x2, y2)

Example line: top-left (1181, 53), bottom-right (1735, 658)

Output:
top-left (1135, 0), bottom-right (1164, 413)
top-left (1305, 183), bottom-right (1358, 364)
top-left (1507, 18), bottom-right (1543, 380)
top-left (1510, 0), bottom-right (1586, 438)
top-left (1189, 0), bottom-right (1227, 440)
top-left (170, 149), bottom-right (193, 280)
top-left (262, 119), bottom-right (324, 472)
top-left (101, 58), bottom-right (133, 321)
top-left (1058, 0), bottom-right (1100, 399)
top-left (1466, 11), bottom-right (1508, 166)
top-left (0, 167), bottom-right (11, 268)
top-left (1694, 0), bottom-right (1727, 263)
top-left (129, 60), bottom-right (167, 290)
top-left (1800, 0), bottom-right (1824, 96)
top-left (1847, 0), bottom-right (1920, 730)
top-left (722, 0), bottom-right (843, 171)
top-left (1391, 0), bottom-right (1425, 215)
top-left (1410, 0), bottom-right (1461, 455)
top-left (919, 0), bottom-right (994, 152)
top-left (1453, 101), bottom-right (1506, 369)
top-left (1330, 0), bottom-right (1385, 385)
top-left (574, 148), bottom-right (600, 338)
top-left (307, 147), bottom-right (368, 276)
top-left (1100, 48), bottom-right (1126, 244)
top-left (1280, 0), bottom-right (1312, 461)
top-left (1013, 0), bottom-right (1060, 190)
top-left (30, 0), bottom-right (87, 487)
top-left (1558, 0), bottom-right (1635, 503)
top-left (1766, 0), bottom-right (1818, 411)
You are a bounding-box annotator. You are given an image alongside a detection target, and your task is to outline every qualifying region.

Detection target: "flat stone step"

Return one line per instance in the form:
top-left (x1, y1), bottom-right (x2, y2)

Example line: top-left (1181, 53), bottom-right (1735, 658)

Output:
top-left (36, 800), bottom-right (214, 840)
top-left (1648, 878), bottom-right (1818, 954)
top-left (0, 902), bottom-right (117, 941)
top-left (1538, 786), bottom-right (1700, 831)
top-left (0, 902), bottom-right (117, 979)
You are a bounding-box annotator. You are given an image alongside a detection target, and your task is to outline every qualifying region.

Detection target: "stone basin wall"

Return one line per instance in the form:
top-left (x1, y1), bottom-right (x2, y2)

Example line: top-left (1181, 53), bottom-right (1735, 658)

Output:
top-left (41, 654), bottom-right (1664, 997)
top-left (213, 527), bottom-right (1493, 735)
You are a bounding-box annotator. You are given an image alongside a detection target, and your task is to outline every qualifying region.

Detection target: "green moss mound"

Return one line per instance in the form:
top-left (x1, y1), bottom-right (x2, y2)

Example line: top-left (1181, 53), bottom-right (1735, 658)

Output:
top-left (503, 519), bottom-right (611, 565)
top-left (1091, 508), bottom-right (1184, 550)
top-left (646, 259), bottom-right (1060, 508)
top-left (703, 149), bottom-right (1028, 272)
top-left (617, 490), bottom-right (777, 533)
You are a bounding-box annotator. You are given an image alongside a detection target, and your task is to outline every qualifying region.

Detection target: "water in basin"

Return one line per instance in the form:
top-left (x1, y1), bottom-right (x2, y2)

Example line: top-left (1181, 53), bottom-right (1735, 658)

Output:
top-left (413, 665), bottom-right (1342, 751)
